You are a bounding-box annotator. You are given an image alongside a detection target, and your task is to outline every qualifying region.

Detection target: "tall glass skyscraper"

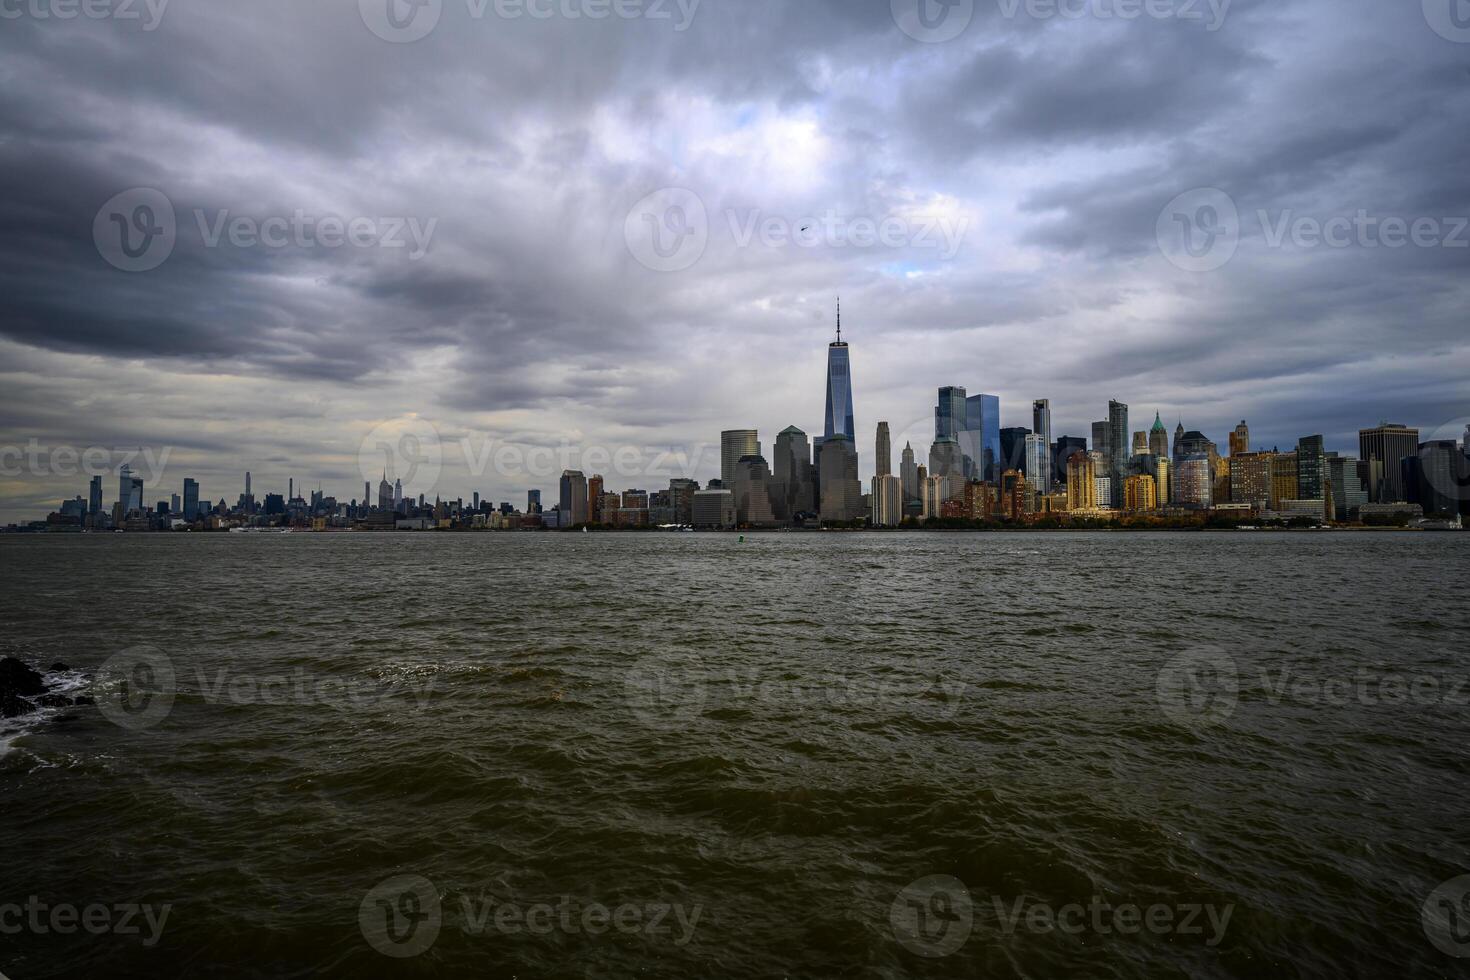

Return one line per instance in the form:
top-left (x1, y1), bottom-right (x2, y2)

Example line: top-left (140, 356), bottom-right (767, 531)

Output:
top-left (1032, 399), bottom-right (1053, 489)
top-left (964, 393), bottom-right (1001, 483)
top-left (935, 386), bottom-right (967, 441)
top-left (823, 301), bottom-right (855, 443)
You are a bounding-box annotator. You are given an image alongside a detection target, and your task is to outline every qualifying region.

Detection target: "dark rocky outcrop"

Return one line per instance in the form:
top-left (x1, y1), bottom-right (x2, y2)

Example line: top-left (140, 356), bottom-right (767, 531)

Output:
top-left (0, 657), bottom-right (46, 698)
top-left (49, 661), bottom-right (70, 672)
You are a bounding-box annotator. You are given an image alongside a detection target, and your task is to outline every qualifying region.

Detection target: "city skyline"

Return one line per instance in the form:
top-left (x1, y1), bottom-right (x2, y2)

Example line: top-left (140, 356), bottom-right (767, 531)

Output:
top-left (2, 1), bottom-right (1467, 525)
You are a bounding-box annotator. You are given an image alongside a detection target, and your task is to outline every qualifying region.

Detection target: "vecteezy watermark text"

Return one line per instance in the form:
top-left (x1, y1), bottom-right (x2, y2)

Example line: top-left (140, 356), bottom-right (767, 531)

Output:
top-left (358, 0), bottom-right (700, 43)
top-left (0, 441), bottom-right (171, 482)
top-left (0, 0), bottom-right (169, 30)
top-left (0, 897), bottom-right (171, 947)
top-left (890, 875), bottom-right (1233, 958)
top-left (358, 875), bottom-right (701, 958)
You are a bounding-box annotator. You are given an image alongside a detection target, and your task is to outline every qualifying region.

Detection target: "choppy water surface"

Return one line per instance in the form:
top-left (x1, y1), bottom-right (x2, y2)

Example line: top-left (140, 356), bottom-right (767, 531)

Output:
top-left (1, 531), bottom-right (1468, 978)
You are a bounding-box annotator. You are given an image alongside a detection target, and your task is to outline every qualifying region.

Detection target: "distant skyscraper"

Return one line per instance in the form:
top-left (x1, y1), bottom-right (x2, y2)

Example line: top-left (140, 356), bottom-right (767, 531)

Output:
top-left (1229, 452), bottom-right (1274, 506)
top-left (1297, 435), bottom-right (1326, 500)
top-left (1175, 454), bottom-right (1213, 510)
top-left (1149, 413), bottom-right (1169, 459)
top-left (721, 430), bottom-right (760, 490)
top-left (1326, 455), bottom-right (1369, 520)
top-left (900, 442), bottom-right (918, 505)
top-left (692, 489), bottom-right (736, 529)
top-left (393, 478), bottom-right (404, 511)
top-left (559, 470), bottom-right (588, 525)
top-left (928, 437), bottom-right (964, 501)
top-left (118, 465), bottom-right (133, 513)
top-left (1024, 434), bottom-right (1049, 490)
top-left (1107, 400), bottom-right (1128, 491)
top-left (527, 489), bottom-right (541, 514)
top-left (1030, 399), bottom-right (1051, 437)
top-left (1173, 420), bottom-right (1186, 460)
top-left (870, 474), bottom-right (902, 527)
top-left (818, 435), bottom-right (861, 522)
top-left (88, 475), bottom-right (103, 515)
top-left (875, 422), bottom-right (891, 477)
top-left (773, 426), bottom-right (814, 520)
top-left (1411, 441), bottom-right (1464, 518)
top-left (1066, 452), bottom-right (1097, 512)
top-left (1230, 420), bottom-right (1251, 456)
top-left (935, 386), bottom-right (967, 441)
top-left (1131, 431), bottom-right (1149, 456)
top-left (1053, 436), bottom-right (1087, 484)
top-left (1092, 420), bottom-right (1110, 458)
top-left (1000, 427), bottom-right (1031, 476)
top-left (823, 301), bottom-right (855, 442)
top-left (963, 393), bottom-right (1001, 482)
top-left (1358, 424), bottom-right (1419, 502)
top-left (377, 473), bottom-right (393, 511)
top-left (733, 455), bottom-right (777, 526)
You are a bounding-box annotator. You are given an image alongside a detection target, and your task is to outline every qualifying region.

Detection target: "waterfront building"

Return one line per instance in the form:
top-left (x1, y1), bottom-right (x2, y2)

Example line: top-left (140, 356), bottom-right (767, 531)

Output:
top-left (1054, 436), bottom-right (1087, 483)
top-left (921, 475), bottom-right (946, 520)
top-left (1000, 427), bottom-right (1031, 476)
top-left (900, 442), bottom-right (919, 506)
top-left (773, 426), bottom-right (814, 520)
top-left (1270, 452), bottom-right (1298, 509)
top-left (1297, 435), bottom-right (1326, 500)
top-left (964, 480), bottom-right (996, 520)
top-left (559, 470), bottom-right (588, 525)
top-left (1229, 452), bottom-right (1275, 507)
top-left (89, 475), bottom-right (103, 515)
top-left (1124, 474), bottom-right (1158, 513)
top-left (870, 474), bottom-right (902, 527)
top-left (588, 475), bottom-right (605, 522)
top-left (963, 394), bottom-right (1001, 482)
top-left (875, 422), bottom-right (891, 477)
top-left (1032, 399), bottom-right (1053, 488)
top-left (1409, 440), bottom-right (1465, 518)
top-left (527, 489), bottom-right (541, 514)
top-left (936, 386), bottom-right (967, 441)
top-left (1175, 454), bottom-right (1214, 509)
top-left (1066, 451), bottom-right (1097, 512)
top-left (1326, 455), bottom-right (1370, 520)
top-left (692, 489), bottom-right (736, 529)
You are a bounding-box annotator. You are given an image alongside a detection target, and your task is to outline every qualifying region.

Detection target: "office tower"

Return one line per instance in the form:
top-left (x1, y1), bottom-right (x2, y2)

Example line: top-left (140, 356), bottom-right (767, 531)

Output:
top-left (1173, 420), bottom-right (1186, 460)
top-left (1148, 455), bottom-right (1172, 506)
top-left (928, 437), bottom-right (964, 502)
top-left (963, 394), bottom-right (1001, 482)
top-left (875, 422), bottom-right (891, 477)
top-left (870, 474), bottom-right (902, 526)
top-left (1066, 452), bottom-right (1097, 512)
top-left (559, 470), bottom-right (589, 525)
top-left (1053, 436), bottom-right (1087, 484)
top-left (118, 465), bottom-right (134, 513)
top-left (1230, 420), bottom-right (1251, 456)
top-left (1124, 474), bottom-right (1158, 512)
top-left (1030, 399), bottom-right (1052, 441)
top-left (773, 426), bottom-right (814, 520)
top-left (288, 478), bottom-right (294, 503)
top-left (900, 442), bottom-right (918, 504)
top-left (1270, 452), bottom-right (1298, 508)
top-left (1326, 455), bottom-right (1369, 520)
top-left (246, 471), bottom-right (251, 498)
top-left (1132, 431), bottom-right (1149, 456)
top-left (732, 456), bottom-right (776, 526)
top-left (935, 386), bottom-right (967, 441)
top-left (377, 473), bottom-right (393, 510)
top-left (1149, 413), bottom-right (1170, 459)
top-left (1358, 424), bottom-right (1420, 502)
top-left (1092, 421), bottom-right (1110, 459)
top-left (669, 478), bottom-right (699, 525)
top-left (692, 489), bottom-right (736, 529)
top-left (1297, 435), bottom-right (1326, 500)
top-left (1000, 427), bottom-right (1031, 477)
top-left (818, 434), bottom-right (861, 522)
top-left (1412, 441), bottom-right (1464, 518)
top-left (920, 474), bottom-right (945, 520)
top-left (527, 489), bottom-right (541, 514)
top-left (472, 491), bottom-right (480, 512)
top-left (88, 475), bottom-right (103, 515)
top-left (1229, 452), bottom-right (1274, 507)
top-left (1024, 434), bottom-right (1049, 491)
top-left (824, 301), bottom-right (855, 442)
top-left (587, 475), bottom-right (604, 523)
top-left (721, 430), bottom-right (760, 490)
top-left (170, 493), bottom-right (181, 516)
top-left (1107, 400), bottom-right (1129, 508)
top-left (998, 469), bottom-right (1029, 520)
top-left (1175, 454), bottom-right (1214, 509)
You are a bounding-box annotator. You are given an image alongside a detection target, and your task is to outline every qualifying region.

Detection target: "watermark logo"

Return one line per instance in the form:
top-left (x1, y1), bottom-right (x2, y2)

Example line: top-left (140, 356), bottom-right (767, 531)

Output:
top-left (1157, 646), bottom-right (1238, 727)
top-left (1423, 0), bottom-right (1470, 43)
top-left (624, 187), bottom-right (708, 273)
top-left (892, 0), bottom-right (974, 43)
top-left (95, 646), bottom-right (176, 731)
top-left (1258, 210), bottom-right (1468, 251)
top-left (623, 653), bottom-right (708, 728)
top-left (890, 875), bottom-right (973, 957)
top-left (359, 0), bottom-right (442, 42)
top-left (1424, 875), bottom-right (1470, 957)
top-left (194, 209), bottom-right (438, 260)
top-left (1156, 187), bottom-right (1239, 273)
top-left (357, 417), bottom-right (444, 500)
top-left (360, 875), bottom-right (442, 958)
top-left (93, 188), bottom-right (176, 273)
top-left (995, 0), bottom-right (1230, 31)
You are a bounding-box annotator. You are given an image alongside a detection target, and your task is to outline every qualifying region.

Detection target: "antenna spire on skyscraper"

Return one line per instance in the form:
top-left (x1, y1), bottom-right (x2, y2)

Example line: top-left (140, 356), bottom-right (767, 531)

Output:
top-left (836, 296), bottom-right (841, 342)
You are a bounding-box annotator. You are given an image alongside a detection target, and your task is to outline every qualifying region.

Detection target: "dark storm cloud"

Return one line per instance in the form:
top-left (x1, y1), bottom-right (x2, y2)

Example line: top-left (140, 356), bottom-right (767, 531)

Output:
top-left (0, 0), bottom-right (1467, 519)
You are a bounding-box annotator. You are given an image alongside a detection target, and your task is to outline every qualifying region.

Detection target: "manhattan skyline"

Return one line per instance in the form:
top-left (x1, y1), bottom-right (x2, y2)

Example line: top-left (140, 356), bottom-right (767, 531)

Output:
top-left (1, 0), bottom-right (1467, 523)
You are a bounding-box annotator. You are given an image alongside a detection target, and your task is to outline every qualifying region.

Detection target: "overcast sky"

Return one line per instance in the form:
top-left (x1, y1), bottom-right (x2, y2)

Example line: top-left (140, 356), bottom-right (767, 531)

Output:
top-left (1, 0), bottom-right (1467, 518)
